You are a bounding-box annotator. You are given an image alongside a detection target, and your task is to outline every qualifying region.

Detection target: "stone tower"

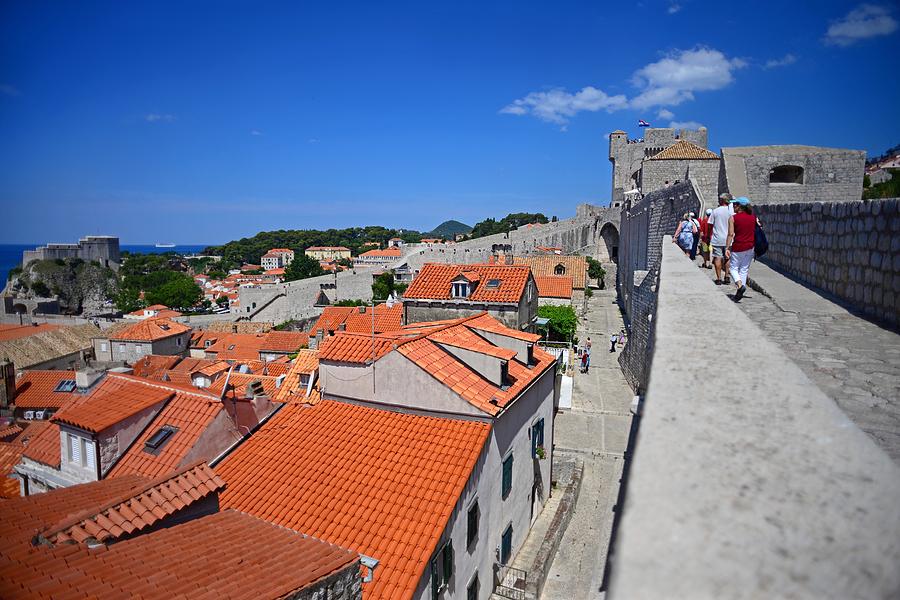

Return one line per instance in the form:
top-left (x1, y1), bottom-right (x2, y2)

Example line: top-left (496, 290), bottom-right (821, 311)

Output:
top-left (0, 359), bottom-right (16, 410)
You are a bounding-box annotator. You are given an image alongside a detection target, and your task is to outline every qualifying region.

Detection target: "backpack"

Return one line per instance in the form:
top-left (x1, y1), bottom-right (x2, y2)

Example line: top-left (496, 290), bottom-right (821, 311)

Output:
top-left (754, 223), bottom-right (769, 258)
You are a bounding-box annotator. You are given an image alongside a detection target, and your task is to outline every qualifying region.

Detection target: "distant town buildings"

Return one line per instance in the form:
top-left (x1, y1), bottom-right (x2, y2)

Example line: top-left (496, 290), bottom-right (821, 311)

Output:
top-left (260, 248), bottom-right (295, 270)
top-left (305, 246), bottom-right (351, 261)
top-left (353, 246), bottom-right (402, 267)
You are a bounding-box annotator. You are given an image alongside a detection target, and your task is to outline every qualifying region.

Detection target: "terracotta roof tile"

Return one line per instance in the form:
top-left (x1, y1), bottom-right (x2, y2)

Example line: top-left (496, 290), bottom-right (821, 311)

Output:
top-left (357, 247), bottom-right (402, 258)
top-left (647, 139), bottom-right (719, 160)
top-left (203, 333), bottom-right (269, 361)
top-left (274, 350), bottom-right (319, 402)
top-left (20, 421), bottom-right (60, 467)
top-left (343, 304), bottom-right (403, 334)
top-left (467, 313), bottom-right (542, 342)
top-left (0, 423), bottom-right (22, 442)
top-left (160, 370), bottom-right (195, 387)
top-left (169, 357), bottom-right (217, 372)
top-left (216, 400), bottom-right (490, 600)
top-left (108, 385), bottom-right (225, 479)
top-left (131, 355), bottom-right (182, 379)
top-left (42, 462), bottom-right (225, 544)
top-left (207, 372), bottom-right (281, 400)
top-left (534, 275), bottom-right (574, 299)
top-left (108, 318), bottom-right (191, 342)
top-left (51, 374), bottom-right (178, 434)
top-left (309, 306), bottom-right (356, 335)
top-left (0, 441), bottom-right (25, 498)
top-left (403, 263), bottom-right (530, 303)
top-left (318, 333), bottom-right (401, 364)
top-left (510, 255), bottom-right (587, 289)
top-left (429, 324), bottom-right (518, 360)
top-left (260, 330), bottom-right (309, 353)
top-left (12, 370), bottom-right (80, 410)
top-left (0, 323), bottom-right (60, 342)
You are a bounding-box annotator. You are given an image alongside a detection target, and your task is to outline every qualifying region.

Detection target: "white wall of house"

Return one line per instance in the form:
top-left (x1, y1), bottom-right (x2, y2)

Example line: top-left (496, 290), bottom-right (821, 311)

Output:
top-left (411, 364), bottom-right (556, 600)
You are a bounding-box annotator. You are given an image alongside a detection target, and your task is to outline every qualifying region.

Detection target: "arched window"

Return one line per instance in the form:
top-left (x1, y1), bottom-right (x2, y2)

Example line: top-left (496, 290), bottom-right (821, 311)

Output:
top-left (554, 264), bottom-right (566, 275)
top-left (770, 165), bottom-right (804, 184)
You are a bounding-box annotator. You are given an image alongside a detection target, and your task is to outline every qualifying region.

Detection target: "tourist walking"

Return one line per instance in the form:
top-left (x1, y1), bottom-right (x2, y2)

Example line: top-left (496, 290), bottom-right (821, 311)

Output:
top-left (689, 212), bottom-right (701, 260)
top-left (580, 349), bottom-right (589, 373)
top-left (726, 197), bottom-right (756, 301)
top-left (699, 208), bottom-right (712, 269)
top-left (672, 213), bottom-right (697, 256)
top-left (609, 332), bottom-right (618, 352)
top-left (708, 194), bottom-right (733, 284)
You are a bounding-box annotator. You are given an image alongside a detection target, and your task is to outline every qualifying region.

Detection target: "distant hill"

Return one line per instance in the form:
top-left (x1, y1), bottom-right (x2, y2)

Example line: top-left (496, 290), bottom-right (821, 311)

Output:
top-left (428, 220), bottom-right (472, 238)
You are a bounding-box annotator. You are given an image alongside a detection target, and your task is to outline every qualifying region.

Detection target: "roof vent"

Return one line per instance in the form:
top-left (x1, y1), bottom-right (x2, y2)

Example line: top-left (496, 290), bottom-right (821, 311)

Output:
top-left (275, 374), bottom-right (286, 389)
top-left (358, 306), bottom-right (366, 314)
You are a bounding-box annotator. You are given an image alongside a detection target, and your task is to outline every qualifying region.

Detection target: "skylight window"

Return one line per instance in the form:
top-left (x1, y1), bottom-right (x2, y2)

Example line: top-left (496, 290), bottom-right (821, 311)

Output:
top-left (53, 380), bottom-right (77, 393)
top-left (486, 279), bottom-right (501, 288)
top-left (144, 426), bottom-right (177, 451)
top-left (228, 344), bottom-right (236, 350)
top-left (159, 323), bottom-right (170, 331)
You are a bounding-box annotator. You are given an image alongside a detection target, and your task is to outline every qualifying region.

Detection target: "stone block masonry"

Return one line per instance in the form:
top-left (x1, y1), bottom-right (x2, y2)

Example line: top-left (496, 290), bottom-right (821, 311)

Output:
top-left (754, 197), bottom-right (900, 328)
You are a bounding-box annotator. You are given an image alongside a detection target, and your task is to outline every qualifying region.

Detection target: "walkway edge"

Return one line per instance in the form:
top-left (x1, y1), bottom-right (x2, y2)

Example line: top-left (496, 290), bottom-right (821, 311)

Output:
top-left (525, 458), bottom-right (585, 599)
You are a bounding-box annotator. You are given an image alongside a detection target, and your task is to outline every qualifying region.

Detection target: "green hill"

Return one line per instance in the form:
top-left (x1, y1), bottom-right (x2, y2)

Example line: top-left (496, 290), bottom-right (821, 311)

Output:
top-left (428, 220), bottom-right (472, 238)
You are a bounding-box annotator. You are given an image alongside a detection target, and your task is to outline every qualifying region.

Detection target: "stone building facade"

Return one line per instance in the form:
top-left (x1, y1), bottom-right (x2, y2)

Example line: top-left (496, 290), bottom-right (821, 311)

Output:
top-left (22, 236), bottom-right (121, 271)
top-left (721, 146), bottom-right (866, 205)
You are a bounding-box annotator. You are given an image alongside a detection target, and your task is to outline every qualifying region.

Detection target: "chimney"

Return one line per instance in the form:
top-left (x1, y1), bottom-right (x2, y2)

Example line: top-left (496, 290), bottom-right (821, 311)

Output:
top-left (358, 306), bottom-right (366, 314)
top-left (0, 359), bottom-right (16, 409)
top-left (232, 325), bottom-right (238, 333)
top-left (275, 374), bottom-right (286, 389)
top-left (75, 368), bottom-right (104, 391)
top-left (505, 254), bottom-right (514, 265)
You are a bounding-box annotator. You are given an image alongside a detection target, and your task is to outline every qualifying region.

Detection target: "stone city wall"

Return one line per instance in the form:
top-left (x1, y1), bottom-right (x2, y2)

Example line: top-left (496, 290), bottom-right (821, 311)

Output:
top-left (754, 197), bottom-right (900, 328)
top-left (607, 240), bottom-right (900, 599)
top-left (616, 180), bottom-right (700, 392)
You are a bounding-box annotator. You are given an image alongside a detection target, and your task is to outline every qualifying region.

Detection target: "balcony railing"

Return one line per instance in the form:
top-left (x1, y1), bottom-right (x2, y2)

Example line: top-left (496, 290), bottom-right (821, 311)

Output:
top-left (494, 563), bottom-right (527, 600)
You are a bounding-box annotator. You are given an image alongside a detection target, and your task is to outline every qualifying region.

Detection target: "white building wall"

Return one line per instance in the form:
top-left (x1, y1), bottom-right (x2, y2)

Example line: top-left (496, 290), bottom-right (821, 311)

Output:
top-left (411, 365), bottom-right (556, 600)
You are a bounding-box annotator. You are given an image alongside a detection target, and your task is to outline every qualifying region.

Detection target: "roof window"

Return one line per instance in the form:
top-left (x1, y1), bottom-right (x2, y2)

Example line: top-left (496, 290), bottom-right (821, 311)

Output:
top-left (486, 279), bottom-right (501, 288)
top-left (144, 425), bottom-right (177, 451)
top-left (159, 323), bottom-right (170, 331)
top-left (54, 379), bottom-right (77, 393)
top-left (228, 344), bottom-right (236, 350)
top-left (452, 282), bottom-right (470, 299)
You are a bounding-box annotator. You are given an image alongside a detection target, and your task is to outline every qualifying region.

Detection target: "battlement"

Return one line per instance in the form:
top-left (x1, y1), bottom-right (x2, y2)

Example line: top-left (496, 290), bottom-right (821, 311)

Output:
top-left (22, 235), bottom-right (121, 270)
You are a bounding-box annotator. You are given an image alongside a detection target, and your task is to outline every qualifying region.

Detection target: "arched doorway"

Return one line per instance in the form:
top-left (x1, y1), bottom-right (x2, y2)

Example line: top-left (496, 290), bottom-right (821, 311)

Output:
top-left (599, 223), bottom-right (619, 263)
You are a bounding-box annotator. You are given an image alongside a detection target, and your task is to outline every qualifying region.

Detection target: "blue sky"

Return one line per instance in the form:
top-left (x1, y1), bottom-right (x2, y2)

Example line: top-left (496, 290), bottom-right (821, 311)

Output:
top-left (1, 1), bottom-right (898, 244)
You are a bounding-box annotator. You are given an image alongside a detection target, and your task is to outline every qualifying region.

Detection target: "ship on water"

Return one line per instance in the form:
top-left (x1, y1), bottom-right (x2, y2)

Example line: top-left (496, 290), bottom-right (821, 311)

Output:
top-left (155, 242), bottom-right (176, 248)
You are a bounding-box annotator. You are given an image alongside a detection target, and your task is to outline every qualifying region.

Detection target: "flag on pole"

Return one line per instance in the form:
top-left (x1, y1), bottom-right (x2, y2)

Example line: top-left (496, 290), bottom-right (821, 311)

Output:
top-left (638, 119), bottom-right (651, 127)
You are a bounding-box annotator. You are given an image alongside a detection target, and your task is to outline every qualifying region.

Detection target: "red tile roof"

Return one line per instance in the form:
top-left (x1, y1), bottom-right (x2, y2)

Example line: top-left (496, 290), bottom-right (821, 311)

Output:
top-left (429, 324), bottom-right (518, 360)
top-left (42, 462), bottom-right (225, 545)
top-left (169, 356), bottom-right (217, 372)
top-left (13, 370), bottom-right (80, 409)
top-left (194, 360), bottom-right (231, 377)
top-left (358, 247), bottom-right (402, 258)
top-left (0, 323), bottom-right (60, 342)
top-left (647, 139), bottom-right (719, 160)
top-left (207, 372), bottom-right (282, 400)
top-left (0, 477), bottom-right (357, 599)
top-left (51, 374), bottom-right (176, 434)
top-left (0, 423), bottom-right (22, 442)
top-left (318, 332), bottom-right (400, 364)
top-left (108, 386), bottom-right (224, 479)
top-left (467, 312), bottom-right (542, 342)
top-left (310, 306), bottom-right (356, 335)
top-left (20, 421), bottom-right (60, 467)
top-left (535, 275), bottom-right (574, 299)
top-left (404, 263), bottom-right (531, 303)
top-left (108, 318), bottom-right (191, 342)
top-left (274, 350), bottom-right (319, 403)
top-left (216, 400), bottom-right (491, 600)
top-left (306, 246), bottom-right (350, 251)
top-left (260, 330), bottom-right (309, 353)
top-left (0, 442), bottom-right (25, 498)
top-left (131, 354), bottom-right (182, 378)
top-left (510, 255), bottom-right (587, 289)
top-left (203, 333), bottom-right (269, 361)
top-left (160, 370), bottom-right (195, 387)
top-left (343, 303), bottom-right (403, 334)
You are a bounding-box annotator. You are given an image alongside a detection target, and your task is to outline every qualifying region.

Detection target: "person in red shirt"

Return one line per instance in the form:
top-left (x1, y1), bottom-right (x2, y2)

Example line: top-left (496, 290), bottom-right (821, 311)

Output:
top-left (725, 197), bottom-right (757, 301)
top-left (698, 208), bottom-right (712, 269)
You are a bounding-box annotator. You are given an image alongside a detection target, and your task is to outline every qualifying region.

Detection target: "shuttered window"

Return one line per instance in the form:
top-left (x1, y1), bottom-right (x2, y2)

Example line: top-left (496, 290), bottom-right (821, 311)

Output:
top-left (69, 434), bottom-right (81, 465)
top-left (531, 419), bottom-right (544, 458)
top-left (84, 439), bottom-right (95, 470)
top-left (502, 454), bottom-right (513, 499)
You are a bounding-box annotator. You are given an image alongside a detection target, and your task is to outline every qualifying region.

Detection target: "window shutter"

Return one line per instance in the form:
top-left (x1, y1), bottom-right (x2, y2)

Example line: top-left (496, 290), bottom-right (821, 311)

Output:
top-left (70, 435), bottom-right (81, 465)
top-left (502, 455), bottom-right (513, 499)
top-left (443, 540), bottom-right (454, 582)
top-left (431, 557), bottom-right (440, 600)
top-left (84, 439), bottom-right (95, 470)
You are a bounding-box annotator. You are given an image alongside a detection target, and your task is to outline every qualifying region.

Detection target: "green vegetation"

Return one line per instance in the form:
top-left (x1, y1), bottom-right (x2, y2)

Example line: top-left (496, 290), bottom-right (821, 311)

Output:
top-left (586, 257), bottom-right (606, 288)
top-left (203, 226), bottom-right (424, 265)
top-left (469, 212), bottom-right (549, 240)
top-left (117, 253), bottom-right (203, 312)
top-left (863, 169), bottom-right (900, 200)
top-left (427, 220), bottom-right (472, 238)
top-left (333, 299), bottom-right (369, 307)
top-left (12, 258), bottom-right (117, 313)
top-left (284, 254), bottom-right (326, 282)
top-left (538, 305), bottom-right (578, 342)
top-left (7, 266), bottom-right (22, 281)
top-left (372, 271), bottom-right (407, 301)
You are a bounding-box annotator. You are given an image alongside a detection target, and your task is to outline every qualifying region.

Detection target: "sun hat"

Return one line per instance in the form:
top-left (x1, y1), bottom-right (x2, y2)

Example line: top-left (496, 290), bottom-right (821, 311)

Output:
top-left (734, 197), bottom-right (750, 205)
top-left (705, 208), bottom-right (713, 215)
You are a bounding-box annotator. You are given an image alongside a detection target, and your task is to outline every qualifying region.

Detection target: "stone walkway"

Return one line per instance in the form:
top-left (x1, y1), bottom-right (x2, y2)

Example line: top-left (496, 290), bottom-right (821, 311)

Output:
top-left (540, 288), bottom-right (633, 600)
top-left (699, 258), bottom-right (900, 464)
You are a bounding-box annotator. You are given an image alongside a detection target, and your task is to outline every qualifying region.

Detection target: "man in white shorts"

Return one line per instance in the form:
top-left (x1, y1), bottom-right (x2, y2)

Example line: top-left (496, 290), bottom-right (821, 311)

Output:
top-left (708, 193), bottom-right (734, 285)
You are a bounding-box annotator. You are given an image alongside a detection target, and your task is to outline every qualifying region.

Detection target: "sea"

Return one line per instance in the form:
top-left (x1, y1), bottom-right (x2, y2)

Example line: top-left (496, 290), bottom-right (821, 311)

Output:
top-left (0, 244), bottom-right (211, 284)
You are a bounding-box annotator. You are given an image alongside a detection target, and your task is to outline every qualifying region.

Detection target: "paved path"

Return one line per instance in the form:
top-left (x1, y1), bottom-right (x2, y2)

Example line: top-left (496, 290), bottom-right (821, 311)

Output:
top-left (539, 288), bottom-right (633, 600)
top-left (699, 258), bottom-right (900, 464)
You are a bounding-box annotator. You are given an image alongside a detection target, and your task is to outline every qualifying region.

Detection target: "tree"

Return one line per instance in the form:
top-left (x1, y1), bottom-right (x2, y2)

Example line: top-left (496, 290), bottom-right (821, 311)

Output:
top-left (372, 271), bottom-right (396, 301)
top-left (284, 254), bottom-right (326, 282)
top-left (586, 257), bottom-right (606, 288)
top-left (215, 295), bottom-right (229, 307)
top-left (31, 280), bottom-right (51, 297)
top-left (538, 305), bottom-right (578, 342)
top-left (115, 286), bottom-right (144, 313)
top-left (144, 273), bottom-right (203, 309)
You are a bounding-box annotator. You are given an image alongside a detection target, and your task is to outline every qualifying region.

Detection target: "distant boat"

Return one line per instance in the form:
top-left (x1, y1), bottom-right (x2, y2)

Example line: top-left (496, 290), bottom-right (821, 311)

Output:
top-left (155, 243), bottom-right (176, 248)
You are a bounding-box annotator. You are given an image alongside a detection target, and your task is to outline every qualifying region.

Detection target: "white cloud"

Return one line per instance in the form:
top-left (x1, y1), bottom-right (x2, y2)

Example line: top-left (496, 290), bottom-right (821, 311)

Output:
top-left (667, 3), bottom-right (682, 14)
top-left (250, 129), bottom-right (262, 136)
top-left (669, 120), bottom-right (704, 130)
top-left (824, 4), bottom-right (897, 46)
top-left (630, 47), bottom-right (746, 110)
top-left (0, 84), bottom-right (20, 97)
top-left (657, 108), bottom-right (675, 120)
top-left (308, 138), bottom-right (320, 144)
top-left (500, 86), bottom-right (628, 125)
top-left (145, 113), bottom-right (175, 123)
top-left (764, 53), bottom-right (798, 69)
